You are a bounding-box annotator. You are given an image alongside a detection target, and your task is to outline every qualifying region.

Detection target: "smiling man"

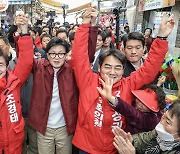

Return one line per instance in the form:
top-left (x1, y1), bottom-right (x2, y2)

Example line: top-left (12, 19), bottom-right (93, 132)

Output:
top-left (0, 36), bottom-right (17, 70)
top-left (71, 7), bottom-right (175, 154)
top-left (28, 37), bottom-right (79, 154)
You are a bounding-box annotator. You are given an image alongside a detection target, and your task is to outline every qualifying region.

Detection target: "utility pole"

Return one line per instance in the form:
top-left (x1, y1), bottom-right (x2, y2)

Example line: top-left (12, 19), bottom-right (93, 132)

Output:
top-left (123, 0), bottom-right (127, 26)
top-left (62, 5), bottom-right (65, 24)
top-left (113, 7), bottom-right (127, 48)
top-left (62, 4), bottom-right (68, 25)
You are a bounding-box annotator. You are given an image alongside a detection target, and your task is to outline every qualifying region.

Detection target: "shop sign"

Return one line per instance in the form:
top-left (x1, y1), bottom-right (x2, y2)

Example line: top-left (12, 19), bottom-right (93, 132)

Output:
top-left (0, 0), bottom-right (8, 12)
top-left (138, 0), bottom-right (175, 11)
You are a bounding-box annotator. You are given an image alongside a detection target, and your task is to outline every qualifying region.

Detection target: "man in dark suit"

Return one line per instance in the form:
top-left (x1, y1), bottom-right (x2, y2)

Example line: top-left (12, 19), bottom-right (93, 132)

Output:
top-left (92, 30), bottom-right (106, 73)
top-left (122, 32), bottom-right (146, 77)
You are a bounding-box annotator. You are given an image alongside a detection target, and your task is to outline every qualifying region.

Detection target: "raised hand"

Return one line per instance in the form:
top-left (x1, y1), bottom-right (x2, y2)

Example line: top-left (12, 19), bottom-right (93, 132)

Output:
top-left (157, 13), bottom-right (175, 37)
top-left (90, 7), bottom-right (98, 26)
top-left (97, 74), bottom-right (115, 104)
top-left (82, 7), bottom-right (92, 24)
top-left (157, 75), bottom-right (166, 87)
top-left (14, 12), bottom-right (29, 34)
top-left (82, 7), bottom-right (98, 26)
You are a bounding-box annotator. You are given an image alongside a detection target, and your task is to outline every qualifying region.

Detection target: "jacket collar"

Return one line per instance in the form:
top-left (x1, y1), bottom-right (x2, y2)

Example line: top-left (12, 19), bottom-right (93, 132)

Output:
top-left (42, 59), bottom-right (67, 75)
top-left (6, 70), bottom-right (20, 89)
top-left (0, 71), bottom-right (20, 108)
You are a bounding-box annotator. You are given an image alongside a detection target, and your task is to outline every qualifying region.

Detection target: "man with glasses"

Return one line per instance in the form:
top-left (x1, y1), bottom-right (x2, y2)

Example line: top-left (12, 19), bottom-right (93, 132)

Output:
top-left (28, 37), bottom-right (79, 154)
top-left (71, 7), bottom-right (175, 154)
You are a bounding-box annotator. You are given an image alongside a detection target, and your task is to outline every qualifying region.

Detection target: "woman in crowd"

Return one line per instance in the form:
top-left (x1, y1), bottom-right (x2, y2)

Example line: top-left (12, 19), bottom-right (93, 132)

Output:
top-left (40, 33), bottom-right (51, 51)
top-left (144, 28), bottom-right (154, 52)
top-left (97, 74), bottom-right (166, 134)
top-left (113, 99), bottom-right (180, 154)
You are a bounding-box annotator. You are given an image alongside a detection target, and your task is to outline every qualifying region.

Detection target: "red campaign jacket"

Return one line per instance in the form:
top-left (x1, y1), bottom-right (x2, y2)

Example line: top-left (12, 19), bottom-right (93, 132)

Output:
top-left (28, 59), bottom-right (79, 135)
top-left (34, 36), bottom-right (42, 49)
top-left (0, 36), bottom-right (33, 154)
top-left (71, 24), bottom-right (168, 154)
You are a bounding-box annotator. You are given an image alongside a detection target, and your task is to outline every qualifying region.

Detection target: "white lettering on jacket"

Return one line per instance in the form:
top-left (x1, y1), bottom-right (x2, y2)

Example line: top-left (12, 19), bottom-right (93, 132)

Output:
top-left (94, 97), bottom-right (103, 128)
top-left (112, 90), bottom-right (122, 129)
top-left (6, 94), bottom-right (18, 122)
top-left (94, 91), bottom-right (123, 129)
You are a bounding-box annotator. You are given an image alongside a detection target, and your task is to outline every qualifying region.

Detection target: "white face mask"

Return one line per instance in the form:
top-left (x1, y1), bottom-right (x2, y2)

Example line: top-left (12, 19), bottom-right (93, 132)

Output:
top-left (155, 122), bottom-right (178, 142)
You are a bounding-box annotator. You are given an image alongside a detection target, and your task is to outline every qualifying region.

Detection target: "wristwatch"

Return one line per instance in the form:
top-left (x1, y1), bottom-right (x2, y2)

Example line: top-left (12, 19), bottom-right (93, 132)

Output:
top-left (20, 33), bottom-right (30, 37)
top-left (157, 36), bottom-right (168, 40)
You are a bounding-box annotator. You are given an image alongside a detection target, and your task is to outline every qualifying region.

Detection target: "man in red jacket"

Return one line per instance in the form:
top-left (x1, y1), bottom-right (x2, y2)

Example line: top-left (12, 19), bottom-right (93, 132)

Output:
top-left (71, 7), bottom-right (175, 154)
top-left (0, 13), bottom-right (33, 154)
top-left (28, 34), bottom-right (79, 154)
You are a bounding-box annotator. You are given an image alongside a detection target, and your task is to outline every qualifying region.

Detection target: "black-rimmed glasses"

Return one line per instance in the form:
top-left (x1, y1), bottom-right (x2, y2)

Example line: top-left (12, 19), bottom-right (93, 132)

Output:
top-left (48, 52), bottom-right (66, 59)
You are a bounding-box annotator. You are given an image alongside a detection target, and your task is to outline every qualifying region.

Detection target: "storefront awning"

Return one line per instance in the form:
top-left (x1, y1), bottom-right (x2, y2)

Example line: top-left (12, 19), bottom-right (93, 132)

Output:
top-left (39, 0), bottom-right (63, 7)
top-left (8, 0), bottom-right (31, 5)
top-left (138, 0), bottom-right (175, 11)
top-left (67, 2), bottom-right (91, 14)
top-left (40, 2), bottom-right (63, 14)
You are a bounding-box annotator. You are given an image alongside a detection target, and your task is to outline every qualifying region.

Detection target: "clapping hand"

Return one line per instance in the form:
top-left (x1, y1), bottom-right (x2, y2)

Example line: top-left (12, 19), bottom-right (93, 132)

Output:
top-left (113, 127), bottom-right (135, 154)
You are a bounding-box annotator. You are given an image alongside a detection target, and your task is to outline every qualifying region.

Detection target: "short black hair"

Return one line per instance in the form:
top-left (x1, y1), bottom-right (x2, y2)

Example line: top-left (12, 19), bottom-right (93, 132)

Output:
top-left (0, 48), bottom-right (9, 66)
top-left (56, 29), bottom-right (68, 38)
top-left (45, 37), bottom-right (69, 53)
top-left (42, 26), bottom-right (50, 33)
top-left (144, 28), bottom-right (152, 35)
top-left (98, 30), bottom-right (106, 42)
top-left (64, 22), bottom-right (70, 29)
top-left (123, 32), bottom-right (145, 48)
top-left (104, 28), bottom-right (112, 37)
top-left (168, 100), bottom-right (180, 136)
top-left (72, 24), bottom-right (79, 30)
top-left (141, 84), bottom-right (166, 111)
top-left (30, 27), bottom-right (42, 36)
top-left (99, 49), bottom-right (127, 67)
top-left (120, 34), bottom-right (128, 42)
top-left (40, 34), bottom-right (51, 43)
top-left (68, 32), bottom-right (75, 43)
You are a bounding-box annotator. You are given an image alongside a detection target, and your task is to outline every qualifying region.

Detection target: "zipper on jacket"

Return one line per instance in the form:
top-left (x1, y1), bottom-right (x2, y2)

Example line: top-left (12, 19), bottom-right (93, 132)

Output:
top-left (4, 89), bottom-right (9, 95)
top-left (0, 122), bottom-right (4, 154)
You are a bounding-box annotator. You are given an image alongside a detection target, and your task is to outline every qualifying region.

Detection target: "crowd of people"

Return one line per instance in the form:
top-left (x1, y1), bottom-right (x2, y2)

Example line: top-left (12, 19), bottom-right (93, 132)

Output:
top-left (0, 6), bottom-right (179, 154)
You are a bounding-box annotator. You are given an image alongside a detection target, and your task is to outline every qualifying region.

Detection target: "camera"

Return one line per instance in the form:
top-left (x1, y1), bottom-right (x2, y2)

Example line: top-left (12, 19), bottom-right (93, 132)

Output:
top-left (113, 7), bottom-right (127, 15)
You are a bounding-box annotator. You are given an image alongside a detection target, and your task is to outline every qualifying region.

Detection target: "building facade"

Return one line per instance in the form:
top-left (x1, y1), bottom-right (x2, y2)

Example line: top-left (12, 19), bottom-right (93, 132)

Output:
top-left (133, 0), bottom-right (180, 55)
